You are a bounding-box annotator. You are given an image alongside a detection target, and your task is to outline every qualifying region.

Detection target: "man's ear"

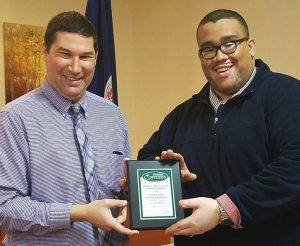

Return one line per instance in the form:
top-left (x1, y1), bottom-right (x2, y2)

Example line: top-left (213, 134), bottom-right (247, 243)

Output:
top-left (247, 38), bottom-right (256, 57)
top-left (198, 50), bottom-right (202, 60)
top-left (95, 51), bottom-right (98, 64)
top-left (41, 41), bottom-right (48, 61)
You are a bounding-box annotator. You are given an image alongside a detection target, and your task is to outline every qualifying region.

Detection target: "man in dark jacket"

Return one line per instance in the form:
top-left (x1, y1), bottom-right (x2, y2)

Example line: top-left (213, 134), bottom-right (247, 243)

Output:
top-left (136, 9), bottom-right (300, 246)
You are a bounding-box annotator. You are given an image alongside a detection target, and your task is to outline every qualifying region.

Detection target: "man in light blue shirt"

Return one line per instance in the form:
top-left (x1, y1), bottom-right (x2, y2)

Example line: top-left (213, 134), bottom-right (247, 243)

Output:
top-left (0, 11), bottom-right (138, 246)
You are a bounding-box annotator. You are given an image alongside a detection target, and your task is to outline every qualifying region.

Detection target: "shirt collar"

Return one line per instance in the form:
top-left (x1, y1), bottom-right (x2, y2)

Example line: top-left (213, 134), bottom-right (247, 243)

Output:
top-left (40, 78), bottom-right (88, 117)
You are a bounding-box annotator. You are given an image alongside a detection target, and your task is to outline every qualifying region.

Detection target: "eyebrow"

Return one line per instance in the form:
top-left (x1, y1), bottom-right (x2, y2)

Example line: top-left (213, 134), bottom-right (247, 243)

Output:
top-left (55, 46), bottom-right (95, 56)
top-left (199, 35), bottom-right (239, 49)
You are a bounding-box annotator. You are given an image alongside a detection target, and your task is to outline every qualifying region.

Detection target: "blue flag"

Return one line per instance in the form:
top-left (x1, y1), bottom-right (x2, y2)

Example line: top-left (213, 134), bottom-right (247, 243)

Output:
top-left (85, 0), bottom-right (118, 105)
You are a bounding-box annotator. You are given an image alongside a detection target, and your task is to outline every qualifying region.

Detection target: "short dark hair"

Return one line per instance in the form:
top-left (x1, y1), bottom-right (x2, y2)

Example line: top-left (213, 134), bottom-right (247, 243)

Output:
top-left (197, 9), bottom-right (249, 38)
top-left (44, 11), bottom-right (98, 53)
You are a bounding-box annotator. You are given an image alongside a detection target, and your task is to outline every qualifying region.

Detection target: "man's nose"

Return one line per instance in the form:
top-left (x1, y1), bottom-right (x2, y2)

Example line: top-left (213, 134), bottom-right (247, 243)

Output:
top-left (68, 57), bottom-right (82, 73)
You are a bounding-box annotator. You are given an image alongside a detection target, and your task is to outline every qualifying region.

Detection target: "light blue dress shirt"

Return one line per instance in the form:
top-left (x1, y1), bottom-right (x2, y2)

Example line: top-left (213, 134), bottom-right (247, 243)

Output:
top-left (0, 78), bottom-right (131, 245)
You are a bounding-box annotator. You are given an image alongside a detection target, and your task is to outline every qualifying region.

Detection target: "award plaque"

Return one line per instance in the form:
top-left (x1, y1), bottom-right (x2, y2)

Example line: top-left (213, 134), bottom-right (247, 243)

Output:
top-left (126, 160), bottom-right (184, 230)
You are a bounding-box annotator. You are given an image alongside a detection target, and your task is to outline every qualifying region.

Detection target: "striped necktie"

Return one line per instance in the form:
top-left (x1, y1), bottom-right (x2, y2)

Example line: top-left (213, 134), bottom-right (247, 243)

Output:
top-left (70, 103), bottom-right (112, 246)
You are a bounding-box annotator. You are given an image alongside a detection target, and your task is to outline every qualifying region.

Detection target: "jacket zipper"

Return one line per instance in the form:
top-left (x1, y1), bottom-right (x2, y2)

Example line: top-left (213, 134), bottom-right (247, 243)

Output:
top-left (212, 104), bottom-right (223, 130)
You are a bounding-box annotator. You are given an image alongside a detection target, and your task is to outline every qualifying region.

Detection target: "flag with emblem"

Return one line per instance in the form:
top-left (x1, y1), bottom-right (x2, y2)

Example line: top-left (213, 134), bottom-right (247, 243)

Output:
top-left (85, 0), bottom-right (118, 105)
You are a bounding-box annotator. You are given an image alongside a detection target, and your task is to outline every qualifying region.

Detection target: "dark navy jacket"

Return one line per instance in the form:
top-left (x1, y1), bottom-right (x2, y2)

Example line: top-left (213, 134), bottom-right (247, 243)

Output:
top-left (138, 60), bottom-right (300, 246)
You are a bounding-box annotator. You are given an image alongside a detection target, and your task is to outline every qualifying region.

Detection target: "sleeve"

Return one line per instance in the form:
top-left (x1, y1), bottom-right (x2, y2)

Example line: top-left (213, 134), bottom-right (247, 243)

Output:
top-left (121, 111), bottom-right (132, 160)
top-left (137, 130), bottom-right (163, 160)
top-left (118, 107), bottom-right (131, 200)
top-left (217, 194), bottom-right (242, 229)
top-left (137, 108), bottom-right (180, 161)
top-left (226, 76), bottom-right (300, 225)
top-left (0, 110), bottom-right (72, 235)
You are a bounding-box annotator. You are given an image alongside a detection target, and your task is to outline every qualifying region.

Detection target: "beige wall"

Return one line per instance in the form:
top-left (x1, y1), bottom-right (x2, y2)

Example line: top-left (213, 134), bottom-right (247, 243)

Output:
top-left (1, 0), bottom-right (300, 158)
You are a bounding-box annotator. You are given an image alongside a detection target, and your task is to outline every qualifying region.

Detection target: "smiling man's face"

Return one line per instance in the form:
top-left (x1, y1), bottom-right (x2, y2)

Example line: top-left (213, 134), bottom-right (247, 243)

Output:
top-left (42, 31), bottom-right (97, 102)
top-left (197, 18), bottom-right (255, 102)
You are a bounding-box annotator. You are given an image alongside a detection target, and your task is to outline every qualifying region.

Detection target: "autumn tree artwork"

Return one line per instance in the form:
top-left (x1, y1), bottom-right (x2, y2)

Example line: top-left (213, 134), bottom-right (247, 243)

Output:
top-left (3, 22), bottom-right (46, 103)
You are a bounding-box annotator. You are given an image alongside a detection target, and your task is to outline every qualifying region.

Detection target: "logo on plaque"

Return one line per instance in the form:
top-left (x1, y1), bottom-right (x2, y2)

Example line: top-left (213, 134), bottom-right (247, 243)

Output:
top-left (141, 171), bottom-right (168, 182)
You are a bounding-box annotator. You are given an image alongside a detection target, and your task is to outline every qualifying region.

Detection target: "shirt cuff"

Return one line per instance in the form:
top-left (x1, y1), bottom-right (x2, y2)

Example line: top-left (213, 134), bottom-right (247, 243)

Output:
top-left (216, 194), bottom-right (243, 229)
top-left (49, 203), bottom-right (72, 232)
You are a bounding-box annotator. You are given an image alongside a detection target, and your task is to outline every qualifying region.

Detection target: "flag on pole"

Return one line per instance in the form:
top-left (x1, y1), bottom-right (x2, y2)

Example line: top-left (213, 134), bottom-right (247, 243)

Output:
top-left (85, 0), bottom-right (118, 105)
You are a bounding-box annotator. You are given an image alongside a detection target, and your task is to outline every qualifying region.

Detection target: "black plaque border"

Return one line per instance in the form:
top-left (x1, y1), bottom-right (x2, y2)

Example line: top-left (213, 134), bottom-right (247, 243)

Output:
top-left (126, 160), bottom-right (184, 230)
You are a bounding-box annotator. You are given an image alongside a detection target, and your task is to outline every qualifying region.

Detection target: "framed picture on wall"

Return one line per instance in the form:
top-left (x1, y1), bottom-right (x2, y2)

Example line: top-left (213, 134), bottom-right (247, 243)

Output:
top-left (3, 22), bottom-right (46, 103)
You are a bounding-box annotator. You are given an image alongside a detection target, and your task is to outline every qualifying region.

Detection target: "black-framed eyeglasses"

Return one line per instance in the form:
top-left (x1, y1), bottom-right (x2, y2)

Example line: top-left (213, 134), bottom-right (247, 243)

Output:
top-left (198, 37), bottom-right (249, 60)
